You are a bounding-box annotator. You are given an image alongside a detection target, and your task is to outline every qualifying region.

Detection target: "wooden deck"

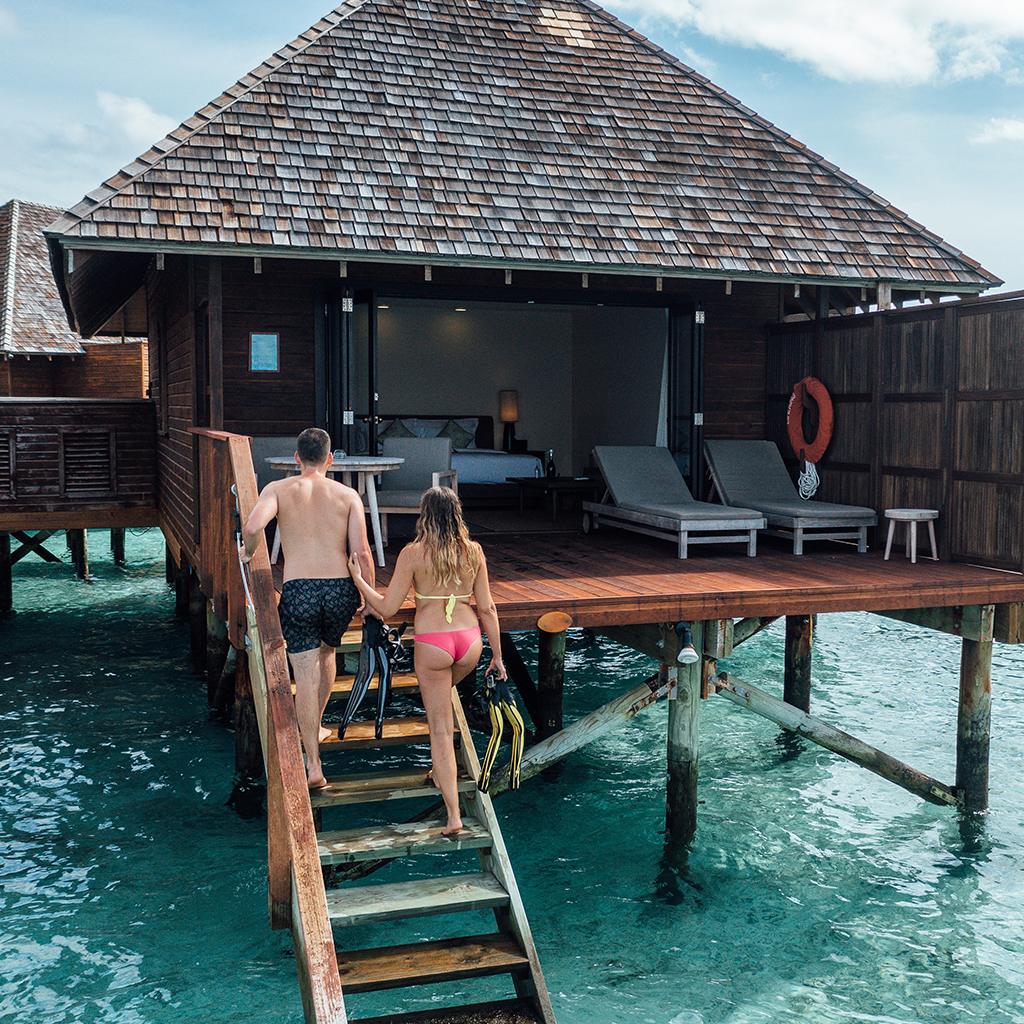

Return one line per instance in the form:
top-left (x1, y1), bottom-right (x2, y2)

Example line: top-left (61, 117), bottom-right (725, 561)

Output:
top-left (375, 530), bottom-right (1024, 633)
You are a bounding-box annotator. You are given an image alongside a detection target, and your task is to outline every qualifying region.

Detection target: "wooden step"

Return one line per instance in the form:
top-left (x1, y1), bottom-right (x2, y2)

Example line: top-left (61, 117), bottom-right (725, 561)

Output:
top-left (323, 717), bottom-right (445, 748)
top-left (293, 671), bottom-right (420, 701)
top-left (310, 768), bottom-right (476, 808)
top-left (326, 872), bottom-right (509, 927)
top-left (351, 997), bottom-right (541, 1024)
top-left (337, 933), bottom-right (529, 993)
top-left (319, 817), bottom-right (491, 865)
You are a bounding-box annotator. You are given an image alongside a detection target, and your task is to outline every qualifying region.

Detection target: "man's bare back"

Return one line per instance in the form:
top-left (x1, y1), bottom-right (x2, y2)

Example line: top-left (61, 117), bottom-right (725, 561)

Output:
top-left (241, 451), bottom-right (374, 584)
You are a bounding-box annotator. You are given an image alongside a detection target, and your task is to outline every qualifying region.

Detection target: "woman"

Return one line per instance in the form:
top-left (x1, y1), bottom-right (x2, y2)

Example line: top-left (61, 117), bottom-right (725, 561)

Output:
top-left (348, 486), bottom-right (506, 835)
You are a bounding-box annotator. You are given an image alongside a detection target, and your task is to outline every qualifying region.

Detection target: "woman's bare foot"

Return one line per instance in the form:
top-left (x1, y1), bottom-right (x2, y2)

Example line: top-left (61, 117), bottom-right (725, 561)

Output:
top-left (319, 726), bottom-right (333, 743)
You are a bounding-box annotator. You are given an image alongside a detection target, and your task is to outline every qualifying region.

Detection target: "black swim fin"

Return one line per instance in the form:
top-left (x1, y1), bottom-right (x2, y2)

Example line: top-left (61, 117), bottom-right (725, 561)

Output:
top-left (338, 619), bottom-right (379, 739)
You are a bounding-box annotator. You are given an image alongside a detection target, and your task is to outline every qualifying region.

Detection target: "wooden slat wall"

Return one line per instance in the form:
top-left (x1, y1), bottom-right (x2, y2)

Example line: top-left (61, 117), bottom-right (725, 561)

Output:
top-left (148, 256), bottom-right (200, 560)
top-left (768, 294), bottom-right (1024, 571)
top-left (222, 259), bottom-right (317, 436)
top-left (0, 398), bottom-right (157, 523)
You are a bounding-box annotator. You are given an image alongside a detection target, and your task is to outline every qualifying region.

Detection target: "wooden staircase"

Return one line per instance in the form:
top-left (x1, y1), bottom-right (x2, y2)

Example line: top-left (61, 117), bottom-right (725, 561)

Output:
top-left (308, 650), bottom-right (556, 1024)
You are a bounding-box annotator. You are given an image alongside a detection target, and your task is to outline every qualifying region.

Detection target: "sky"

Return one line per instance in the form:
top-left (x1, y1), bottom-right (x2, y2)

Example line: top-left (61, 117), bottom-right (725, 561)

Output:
top-left (2, 0), bottom-right (1022, 293)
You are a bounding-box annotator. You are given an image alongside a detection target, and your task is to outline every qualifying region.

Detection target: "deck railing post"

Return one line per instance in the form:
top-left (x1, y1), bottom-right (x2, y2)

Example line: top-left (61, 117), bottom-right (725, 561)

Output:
top-left (666, 620), bottom-right (702, 844)
top-left (957, 605), bottom-right (994, 812)
top-left (784, 614), bottom-right (813, 713)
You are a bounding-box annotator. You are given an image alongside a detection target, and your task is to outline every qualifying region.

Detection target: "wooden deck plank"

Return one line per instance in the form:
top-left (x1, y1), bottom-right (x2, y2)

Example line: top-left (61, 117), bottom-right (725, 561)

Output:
top-left (323, 717), bottom-right (437, 748)
top-left (326, 872), bottom-right (509, 926)
top-left (301, 533), bottom-right (1024, 635)
top-left (336, 933), bottom-right (528, 993)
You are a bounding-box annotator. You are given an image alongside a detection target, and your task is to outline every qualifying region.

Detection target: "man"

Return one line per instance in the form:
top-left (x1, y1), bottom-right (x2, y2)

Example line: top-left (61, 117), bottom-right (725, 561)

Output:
top-left (241, 428), bottom-right (375, 789)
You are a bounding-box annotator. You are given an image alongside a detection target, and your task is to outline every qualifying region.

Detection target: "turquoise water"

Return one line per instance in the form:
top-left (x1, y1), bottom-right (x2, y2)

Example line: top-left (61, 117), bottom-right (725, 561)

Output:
top-left (2, 529), bottom-right (1024, 1023)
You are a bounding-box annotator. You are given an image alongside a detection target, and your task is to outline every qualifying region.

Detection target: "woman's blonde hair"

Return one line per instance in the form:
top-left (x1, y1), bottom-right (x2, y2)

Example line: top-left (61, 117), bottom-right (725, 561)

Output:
top-left (416, 487), bottom-right (479, 589)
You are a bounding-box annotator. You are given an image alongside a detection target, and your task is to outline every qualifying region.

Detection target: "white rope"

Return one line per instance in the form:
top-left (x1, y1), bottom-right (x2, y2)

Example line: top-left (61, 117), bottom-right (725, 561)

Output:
top-left (797, 460), bottom-right (820, 499)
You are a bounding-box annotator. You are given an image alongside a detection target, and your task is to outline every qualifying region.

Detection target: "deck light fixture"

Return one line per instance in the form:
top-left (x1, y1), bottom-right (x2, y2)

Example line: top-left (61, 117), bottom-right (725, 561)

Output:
top-left (675, 621), bottom-right (698, 664)
top-left (499, 390), bottom-right (519, 452)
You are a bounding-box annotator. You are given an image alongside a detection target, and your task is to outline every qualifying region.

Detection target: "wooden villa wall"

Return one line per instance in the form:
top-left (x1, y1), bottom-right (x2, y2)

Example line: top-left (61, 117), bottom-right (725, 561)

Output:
top-left (767, 293), bottom-right (1024, 572)
top-left (0, 397), bottom-right (157, 527)
top-left (1, 343), bottom-right (148, 399)
top-left (148, 255), bottom-right (200, 561)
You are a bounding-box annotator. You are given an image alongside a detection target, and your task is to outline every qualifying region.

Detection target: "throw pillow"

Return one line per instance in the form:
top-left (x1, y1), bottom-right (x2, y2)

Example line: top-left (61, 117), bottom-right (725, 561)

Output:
top-left (437, 418), bottom-right (476, 449)
top-left (379, 418), bottom-right (415, 441)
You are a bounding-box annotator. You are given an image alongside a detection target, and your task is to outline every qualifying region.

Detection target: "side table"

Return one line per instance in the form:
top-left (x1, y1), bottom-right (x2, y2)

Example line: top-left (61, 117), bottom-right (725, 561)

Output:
top-left (507, 476), bottom-right (602, 525)
top-left (883, 508), bottom-right (938, 563)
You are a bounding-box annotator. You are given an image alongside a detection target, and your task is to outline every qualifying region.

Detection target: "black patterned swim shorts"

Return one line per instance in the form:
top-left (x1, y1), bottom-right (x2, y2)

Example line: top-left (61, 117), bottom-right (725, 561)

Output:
top-left (278, 577), bottom-right (359, 654)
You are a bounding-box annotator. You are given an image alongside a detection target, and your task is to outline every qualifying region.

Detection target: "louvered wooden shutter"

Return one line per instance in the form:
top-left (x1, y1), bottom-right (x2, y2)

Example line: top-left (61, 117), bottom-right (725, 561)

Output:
top-left (59, 428), bottom-right (116, 497)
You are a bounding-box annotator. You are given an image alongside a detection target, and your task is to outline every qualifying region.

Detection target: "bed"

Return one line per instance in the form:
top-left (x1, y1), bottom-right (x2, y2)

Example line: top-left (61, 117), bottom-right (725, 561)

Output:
top-left (369, 415), bottom-right (543, 507)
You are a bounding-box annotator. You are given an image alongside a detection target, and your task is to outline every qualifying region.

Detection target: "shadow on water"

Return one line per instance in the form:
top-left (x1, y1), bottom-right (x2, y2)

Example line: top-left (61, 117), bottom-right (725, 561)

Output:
top-left (227, 773), bottom-right (267, 820)
top-left (653, 836), bottom-right (705, 908)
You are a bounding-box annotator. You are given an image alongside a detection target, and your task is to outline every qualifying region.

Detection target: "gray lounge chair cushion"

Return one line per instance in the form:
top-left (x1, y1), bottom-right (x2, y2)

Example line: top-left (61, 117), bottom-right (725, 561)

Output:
top-left (705, 440), bottom-right (876, 522)
top-left (594, 446), bottom-right (763, 521)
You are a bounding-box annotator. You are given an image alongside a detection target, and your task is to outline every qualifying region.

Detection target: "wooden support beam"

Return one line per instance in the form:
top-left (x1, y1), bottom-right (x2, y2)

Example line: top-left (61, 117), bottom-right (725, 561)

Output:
top-left (993, 603), bottom-right (1022, 644)
top-left (486, 671), bottom-right (672, 797)
top-left (874, 605), bottom-right (994, 642)
top-left (957, 606), bottom-right (994, 812)
top-left (536, 612), bottom-right (571, 740)
top-left (9, 530), bottom-right (60, 564)
top-left (733, 615), bottom-right (780, 646)
top-left (598, 622), bottom-right (664, 662)
top-left (784, 614), bottom-right (813, 713)
top-left (666, 621), bottom-right (702, 843)
top-left (712, 672), bottom-right (957, 806)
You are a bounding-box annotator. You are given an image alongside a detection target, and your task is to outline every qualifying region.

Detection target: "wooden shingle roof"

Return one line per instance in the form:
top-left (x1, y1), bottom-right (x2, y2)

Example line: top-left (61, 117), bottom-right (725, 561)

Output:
top-left (46, 0), bottom-right (1000, 292)
top-left (2, 200), bottom-right (86, 355)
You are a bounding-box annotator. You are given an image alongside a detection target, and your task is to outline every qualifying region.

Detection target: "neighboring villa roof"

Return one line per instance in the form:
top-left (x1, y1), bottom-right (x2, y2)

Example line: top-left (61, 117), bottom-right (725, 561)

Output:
top-left (46, 0), bottom-right (1000, 297)
top-left (2, 199), bottom-right (87, 355)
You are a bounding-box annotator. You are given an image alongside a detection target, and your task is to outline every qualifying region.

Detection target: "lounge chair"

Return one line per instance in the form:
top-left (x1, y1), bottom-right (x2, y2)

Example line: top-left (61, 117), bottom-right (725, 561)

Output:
top-left (581, 446), bottom-right (766, 558)
top-left (704, 440), bottom-right (877, 555)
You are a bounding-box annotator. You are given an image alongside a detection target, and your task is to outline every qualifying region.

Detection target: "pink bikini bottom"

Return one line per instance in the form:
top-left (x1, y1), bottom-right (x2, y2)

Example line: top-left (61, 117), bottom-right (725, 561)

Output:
top-left (415, 626), bottom-right (482, 662)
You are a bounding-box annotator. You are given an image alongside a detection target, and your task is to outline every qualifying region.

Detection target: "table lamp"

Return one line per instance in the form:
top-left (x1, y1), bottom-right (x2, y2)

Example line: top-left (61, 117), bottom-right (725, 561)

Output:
top-left (499, 390), bottom-right (519, 452)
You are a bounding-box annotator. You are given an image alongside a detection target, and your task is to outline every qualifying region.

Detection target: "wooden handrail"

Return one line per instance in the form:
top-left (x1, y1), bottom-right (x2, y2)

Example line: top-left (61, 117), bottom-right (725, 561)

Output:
top-left (194, 428), bottom-right (346, 1024)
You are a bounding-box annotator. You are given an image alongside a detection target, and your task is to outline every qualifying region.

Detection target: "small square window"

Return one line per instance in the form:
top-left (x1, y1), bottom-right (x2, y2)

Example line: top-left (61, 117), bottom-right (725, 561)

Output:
top-left (250, 333), bottom-right (279, 372)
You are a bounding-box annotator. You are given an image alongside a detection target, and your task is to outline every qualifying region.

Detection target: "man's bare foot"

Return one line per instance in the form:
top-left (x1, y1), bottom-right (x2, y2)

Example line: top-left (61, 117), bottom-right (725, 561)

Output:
top-left (441, 819), bottom-right (463, 836)
top-left (308, 772), bottom-right (328, 790)
top-left (319, 726), bottom-right (332, 743)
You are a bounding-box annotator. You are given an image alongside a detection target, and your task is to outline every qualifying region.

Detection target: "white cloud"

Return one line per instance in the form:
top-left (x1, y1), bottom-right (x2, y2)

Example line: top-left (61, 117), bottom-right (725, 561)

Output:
top-left (96, 92), bottom-right (178, 151)
top-left (610, 0), bottom-right (1024, 84)
top-left (972, 117), bottom-right (1024, 144)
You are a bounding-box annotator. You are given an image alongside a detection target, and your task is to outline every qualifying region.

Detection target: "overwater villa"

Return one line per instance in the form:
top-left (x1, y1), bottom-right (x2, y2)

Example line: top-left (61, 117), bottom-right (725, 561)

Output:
top-left (3, 0), bottom-right (1023, 1021)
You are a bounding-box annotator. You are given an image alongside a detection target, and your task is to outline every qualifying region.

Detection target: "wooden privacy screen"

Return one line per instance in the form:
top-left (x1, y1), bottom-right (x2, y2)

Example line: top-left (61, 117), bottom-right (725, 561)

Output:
top-left (767, 294), bottom-right (1024, 572)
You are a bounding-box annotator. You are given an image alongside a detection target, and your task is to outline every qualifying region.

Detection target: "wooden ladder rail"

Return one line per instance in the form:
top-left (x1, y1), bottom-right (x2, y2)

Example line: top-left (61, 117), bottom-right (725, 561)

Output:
top-left (227, 433), bottom-right (348, 1024)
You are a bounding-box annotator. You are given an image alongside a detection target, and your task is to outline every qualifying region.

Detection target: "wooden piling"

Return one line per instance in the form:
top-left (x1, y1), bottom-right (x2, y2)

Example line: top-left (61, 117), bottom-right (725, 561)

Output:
top-left (207, 606), bottom-right (231, 707)
top-left (536, 611), bottom-right (572, 741)
top-left (234, 648), bottom-right (265, 778)
top-left (784, 614), bottom-right (813, 712)
top-left (666, 620), bottom-right (702, 844)
top-left (0, 532), bottom-right (11, 615)
top-left (68, 528), bottom-right (89, 579)
top-left (189, 573), bottom-right (207, 674)
top-left (956, 606), bottom-right (993, 812)
top-left (110, 527), bottom-right (125, 563)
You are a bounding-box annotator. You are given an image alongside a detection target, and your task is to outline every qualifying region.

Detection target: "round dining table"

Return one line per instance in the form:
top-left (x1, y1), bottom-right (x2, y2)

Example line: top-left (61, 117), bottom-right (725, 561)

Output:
top-left (265, 455), bottom-right (403, 567)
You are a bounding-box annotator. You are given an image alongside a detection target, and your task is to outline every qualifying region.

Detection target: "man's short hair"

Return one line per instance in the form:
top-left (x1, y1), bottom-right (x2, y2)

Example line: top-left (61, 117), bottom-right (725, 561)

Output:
top-left (296, 428), bottom-right (331, 466)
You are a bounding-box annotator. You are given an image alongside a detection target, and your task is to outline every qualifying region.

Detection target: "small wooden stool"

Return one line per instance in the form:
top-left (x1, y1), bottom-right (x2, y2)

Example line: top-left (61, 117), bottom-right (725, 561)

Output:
top-left (883, 509), bottom-right (938, 563)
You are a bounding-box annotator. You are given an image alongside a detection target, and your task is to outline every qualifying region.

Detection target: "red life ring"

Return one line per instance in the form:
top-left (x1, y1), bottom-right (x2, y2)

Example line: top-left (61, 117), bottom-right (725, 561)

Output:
top-left (786, 377), bottom-right (833, 463)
